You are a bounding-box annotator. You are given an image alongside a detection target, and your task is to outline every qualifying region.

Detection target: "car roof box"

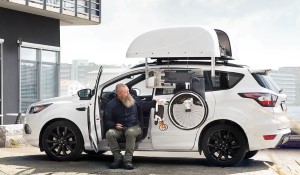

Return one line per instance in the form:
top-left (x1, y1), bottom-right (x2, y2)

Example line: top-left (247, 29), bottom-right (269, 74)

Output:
top-left (126, 26), bottom-right (233, 60)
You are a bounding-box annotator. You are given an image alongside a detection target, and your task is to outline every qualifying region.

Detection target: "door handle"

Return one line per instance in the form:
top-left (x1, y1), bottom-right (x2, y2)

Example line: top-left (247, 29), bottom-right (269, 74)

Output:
top-left (76, 107), bottom-right (86, 111)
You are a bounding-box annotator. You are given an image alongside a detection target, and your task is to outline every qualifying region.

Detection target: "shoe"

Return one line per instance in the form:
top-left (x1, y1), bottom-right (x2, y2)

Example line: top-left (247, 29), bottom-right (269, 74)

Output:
top-left (109, 159), bottom-right (123, 169)
top-left (123, 161), bottom-right (134, 170)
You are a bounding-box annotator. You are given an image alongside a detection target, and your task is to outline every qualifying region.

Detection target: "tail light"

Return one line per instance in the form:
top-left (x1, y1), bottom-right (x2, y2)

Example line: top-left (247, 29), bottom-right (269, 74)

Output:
top-left (238, 93), bottom-right (278, 107)
top-left (263, 134), bottom-right (277, 140)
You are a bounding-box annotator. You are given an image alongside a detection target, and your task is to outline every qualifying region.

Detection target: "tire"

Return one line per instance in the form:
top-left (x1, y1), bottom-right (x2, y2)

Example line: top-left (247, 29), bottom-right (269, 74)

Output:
top-left (168, 90), bottom-right (208, 130)
top-left (244, 150), bottom-right (258, 159)
top-left (201, 124), bottom-right (247, 167)
top-left (41, 120), bottom-right (84, 161)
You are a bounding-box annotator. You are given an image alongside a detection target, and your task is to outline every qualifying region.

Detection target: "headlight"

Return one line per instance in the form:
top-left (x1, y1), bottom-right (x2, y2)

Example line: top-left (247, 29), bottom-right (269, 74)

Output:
top-left (29, 104), bottom-right (52, 114)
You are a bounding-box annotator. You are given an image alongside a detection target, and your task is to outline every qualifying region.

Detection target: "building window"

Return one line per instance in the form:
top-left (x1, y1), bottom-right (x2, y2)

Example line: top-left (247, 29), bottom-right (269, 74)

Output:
top-left (41, 50), bottom-right (59, 99)
top-left (19, 42), bottom-right (60, 112)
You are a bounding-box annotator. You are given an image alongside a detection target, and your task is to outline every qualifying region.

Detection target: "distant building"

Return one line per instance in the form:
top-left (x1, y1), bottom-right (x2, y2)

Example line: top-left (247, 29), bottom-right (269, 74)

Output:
top-left (60, 61), bottom-right (128, 93)
top-left (87, 67), bottom-right (128, 88)
top-left (269, 71), bottom-right (296, 105)
top-left (60, 79), bottom-right (85, 96)
top-left (60, 63), bottom-right (72, 80)
top-left (0, 0), bottom-right (101, 124)
top-left (67, 81), bottom-right (85, 96)
top-left (278, 67), bottom-right (300, 105)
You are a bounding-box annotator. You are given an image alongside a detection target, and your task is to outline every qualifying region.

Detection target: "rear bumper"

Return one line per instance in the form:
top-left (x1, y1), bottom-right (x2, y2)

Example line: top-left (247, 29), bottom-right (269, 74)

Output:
top-left (276, 133), bottom-right (291, 148)
top-left (247, 128), bottom-right (291, 151)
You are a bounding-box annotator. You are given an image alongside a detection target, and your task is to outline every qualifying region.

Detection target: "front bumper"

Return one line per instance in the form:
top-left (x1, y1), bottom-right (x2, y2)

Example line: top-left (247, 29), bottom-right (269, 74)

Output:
top-left (24, 124), bottom-right (32, 134)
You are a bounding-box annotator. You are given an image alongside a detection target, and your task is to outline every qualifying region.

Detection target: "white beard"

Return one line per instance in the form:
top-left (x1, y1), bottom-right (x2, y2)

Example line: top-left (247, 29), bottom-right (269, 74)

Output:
top-left (119, 94), bottom-right (135, 108)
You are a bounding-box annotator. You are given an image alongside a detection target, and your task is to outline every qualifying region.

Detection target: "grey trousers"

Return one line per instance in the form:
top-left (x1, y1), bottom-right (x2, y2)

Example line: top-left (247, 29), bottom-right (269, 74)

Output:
top-left (106, 124), bottom-right (141, 162)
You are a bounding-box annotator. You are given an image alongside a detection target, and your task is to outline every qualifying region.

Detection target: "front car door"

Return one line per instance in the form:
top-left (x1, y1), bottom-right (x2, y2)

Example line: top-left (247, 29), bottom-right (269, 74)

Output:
top-left (95, 69), bottom-right (147, 146)
top-left (88, 66), bottom-right (103, 152)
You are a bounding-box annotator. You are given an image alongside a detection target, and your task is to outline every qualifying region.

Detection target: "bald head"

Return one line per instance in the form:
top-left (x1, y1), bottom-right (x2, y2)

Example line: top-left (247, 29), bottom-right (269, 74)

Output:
top-left (115, 83), bottom-right (129, 95)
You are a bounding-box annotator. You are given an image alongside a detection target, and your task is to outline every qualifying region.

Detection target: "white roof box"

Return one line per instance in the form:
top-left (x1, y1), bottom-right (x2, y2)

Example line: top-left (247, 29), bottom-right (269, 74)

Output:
top-left (126, 26), bottom-right (233, 60)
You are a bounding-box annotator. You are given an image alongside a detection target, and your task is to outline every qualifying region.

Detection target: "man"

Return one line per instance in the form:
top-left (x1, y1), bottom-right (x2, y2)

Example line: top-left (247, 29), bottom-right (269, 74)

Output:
top-left (105, 83), bottom-right (157, 169)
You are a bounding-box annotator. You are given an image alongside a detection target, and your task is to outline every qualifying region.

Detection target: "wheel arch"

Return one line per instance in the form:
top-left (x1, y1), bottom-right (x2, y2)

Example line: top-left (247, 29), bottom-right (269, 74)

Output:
top-left (39, 118), bottom-right (84, 152)
top-left (198, 119), bottom-right (249, 154)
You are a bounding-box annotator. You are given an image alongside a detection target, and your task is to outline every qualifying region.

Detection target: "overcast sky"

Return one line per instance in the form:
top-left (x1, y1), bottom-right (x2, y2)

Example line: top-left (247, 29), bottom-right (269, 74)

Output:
top-left (60, 0), bottom-right (300, 69)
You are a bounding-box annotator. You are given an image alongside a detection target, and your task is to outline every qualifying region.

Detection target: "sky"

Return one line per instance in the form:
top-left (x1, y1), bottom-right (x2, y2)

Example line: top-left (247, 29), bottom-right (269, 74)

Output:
top-left (60, 0), bottom-right (300, 70)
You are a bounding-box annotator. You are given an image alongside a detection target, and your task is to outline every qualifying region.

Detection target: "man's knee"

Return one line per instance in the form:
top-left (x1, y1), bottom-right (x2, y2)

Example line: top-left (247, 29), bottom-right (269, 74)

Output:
top-left (125, 127), bottom-right (140, 138)
top-left (106, 129), bottom-right (118, 139)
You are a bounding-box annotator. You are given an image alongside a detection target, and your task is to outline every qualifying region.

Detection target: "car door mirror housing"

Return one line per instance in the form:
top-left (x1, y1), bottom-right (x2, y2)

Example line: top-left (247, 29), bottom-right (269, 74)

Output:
top-left (77, 89), bottom-right (94, 100)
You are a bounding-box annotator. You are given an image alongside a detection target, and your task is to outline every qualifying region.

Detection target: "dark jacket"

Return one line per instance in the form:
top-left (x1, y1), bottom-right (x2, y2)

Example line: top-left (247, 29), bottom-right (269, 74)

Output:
top-left (105, 96), bottom-right (156, 129)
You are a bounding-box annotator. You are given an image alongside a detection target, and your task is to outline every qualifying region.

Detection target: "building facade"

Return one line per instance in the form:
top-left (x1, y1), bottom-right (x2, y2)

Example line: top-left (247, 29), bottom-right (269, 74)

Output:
top-left (0, 0), bottom-right (101, 124)
top-left (278, 67), bottom-right (300, 105)
top-left (269, 71), bottom-right (296, 105)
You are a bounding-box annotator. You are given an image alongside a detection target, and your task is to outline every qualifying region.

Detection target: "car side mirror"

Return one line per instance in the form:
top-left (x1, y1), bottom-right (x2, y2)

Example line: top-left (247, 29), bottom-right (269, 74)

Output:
top-left (77, 89), bottom-right (94, 100)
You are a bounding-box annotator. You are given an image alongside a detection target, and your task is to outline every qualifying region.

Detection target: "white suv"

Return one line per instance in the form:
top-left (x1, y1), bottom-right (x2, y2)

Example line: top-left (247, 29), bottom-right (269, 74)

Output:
top-left (23, 27), bottom-right (291, 167)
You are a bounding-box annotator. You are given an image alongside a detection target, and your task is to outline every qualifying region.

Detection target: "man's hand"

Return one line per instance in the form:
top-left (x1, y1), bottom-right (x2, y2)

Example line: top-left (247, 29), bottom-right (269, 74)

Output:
top-left (156, 99), bottom-right (161, 105)
top-left (115, 123), bottom-right (123, 130)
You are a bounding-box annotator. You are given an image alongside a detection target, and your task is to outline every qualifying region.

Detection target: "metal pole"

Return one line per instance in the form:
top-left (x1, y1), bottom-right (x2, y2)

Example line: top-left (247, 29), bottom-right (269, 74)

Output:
top-left (26, 0), bottom-right (29, 6)
top-left (43, 0), bottom-right (46, 10)
top-left (60, 0), bottom-right (63, 13)
top-left (0, 40), bottom-right (3, 123)
top-left (145, 58), bottom-right (149, 88)
top-left (89, 0), bottom-right (92, 20)
top-left (75, 0), bottom-right (78, 17)
top-left (18, 42), bottom-right (21, 113)
top-left (211, 57), bottom-right (215, 77)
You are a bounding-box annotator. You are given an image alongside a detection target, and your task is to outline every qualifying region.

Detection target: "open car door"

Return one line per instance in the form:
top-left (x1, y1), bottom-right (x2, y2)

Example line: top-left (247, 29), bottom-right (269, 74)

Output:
top-left (88, 66), bottom-right (103, 152)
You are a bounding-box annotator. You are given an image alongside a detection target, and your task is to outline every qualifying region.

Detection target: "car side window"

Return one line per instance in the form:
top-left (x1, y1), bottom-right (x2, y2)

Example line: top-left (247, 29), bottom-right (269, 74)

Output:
top-left (102, 72), bottom-right (154, 97)
top-left (208, 71), bottom-right (244, 91)
top-left (132, 77), bottom-right (154, 96)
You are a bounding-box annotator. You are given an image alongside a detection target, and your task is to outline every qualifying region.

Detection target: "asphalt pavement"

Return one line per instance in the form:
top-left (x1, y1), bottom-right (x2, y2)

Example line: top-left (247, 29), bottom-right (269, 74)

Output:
top-left (0, 146), bottom-right (300, 175)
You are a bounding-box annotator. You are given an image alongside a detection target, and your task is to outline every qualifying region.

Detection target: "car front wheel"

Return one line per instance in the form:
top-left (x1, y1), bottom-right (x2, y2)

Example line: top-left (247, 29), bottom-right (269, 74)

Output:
top-left (41, 120), bottom-right (84, 161)
top-left (201, 124), bottom-right (247, 167)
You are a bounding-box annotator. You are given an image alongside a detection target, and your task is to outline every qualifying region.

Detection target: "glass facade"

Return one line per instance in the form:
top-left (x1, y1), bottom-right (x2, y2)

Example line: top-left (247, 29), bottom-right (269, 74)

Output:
top-left (41, 50), bottom-right (58, 100)
top-left (21, 0), bottom-right (100, 20)
top-left (20, 46), bottom-right (59, 112)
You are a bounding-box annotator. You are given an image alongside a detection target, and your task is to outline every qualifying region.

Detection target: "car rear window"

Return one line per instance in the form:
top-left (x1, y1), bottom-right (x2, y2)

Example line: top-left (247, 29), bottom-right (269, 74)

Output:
top-left (251, 73), bottom-right (281, 93)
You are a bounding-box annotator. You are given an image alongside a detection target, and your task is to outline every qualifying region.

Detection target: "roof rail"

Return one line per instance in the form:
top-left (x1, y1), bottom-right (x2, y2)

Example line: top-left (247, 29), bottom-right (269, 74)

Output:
top-left (131, 60), bottom-right (244, 69)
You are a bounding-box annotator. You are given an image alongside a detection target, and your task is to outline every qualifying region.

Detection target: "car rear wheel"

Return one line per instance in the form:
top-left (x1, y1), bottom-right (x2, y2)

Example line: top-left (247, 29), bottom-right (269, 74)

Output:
top-left (201, 124), bottom-right (247, 167)
top-left (41, 120), bottom-right (84, 161)
top-left (244, 150), bottom-right (258, 159)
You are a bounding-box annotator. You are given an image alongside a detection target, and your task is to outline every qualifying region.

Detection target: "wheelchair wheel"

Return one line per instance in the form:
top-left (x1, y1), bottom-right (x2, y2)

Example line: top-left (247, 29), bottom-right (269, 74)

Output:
top-left (168, 90), bottom-right (208, 130)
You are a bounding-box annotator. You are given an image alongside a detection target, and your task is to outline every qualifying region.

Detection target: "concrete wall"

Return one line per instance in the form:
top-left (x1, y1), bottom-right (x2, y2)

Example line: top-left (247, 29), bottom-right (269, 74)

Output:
top-left (0, 7), bottom-right (60, 124)
top-left (0, 124), bottom-right (25, 148)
